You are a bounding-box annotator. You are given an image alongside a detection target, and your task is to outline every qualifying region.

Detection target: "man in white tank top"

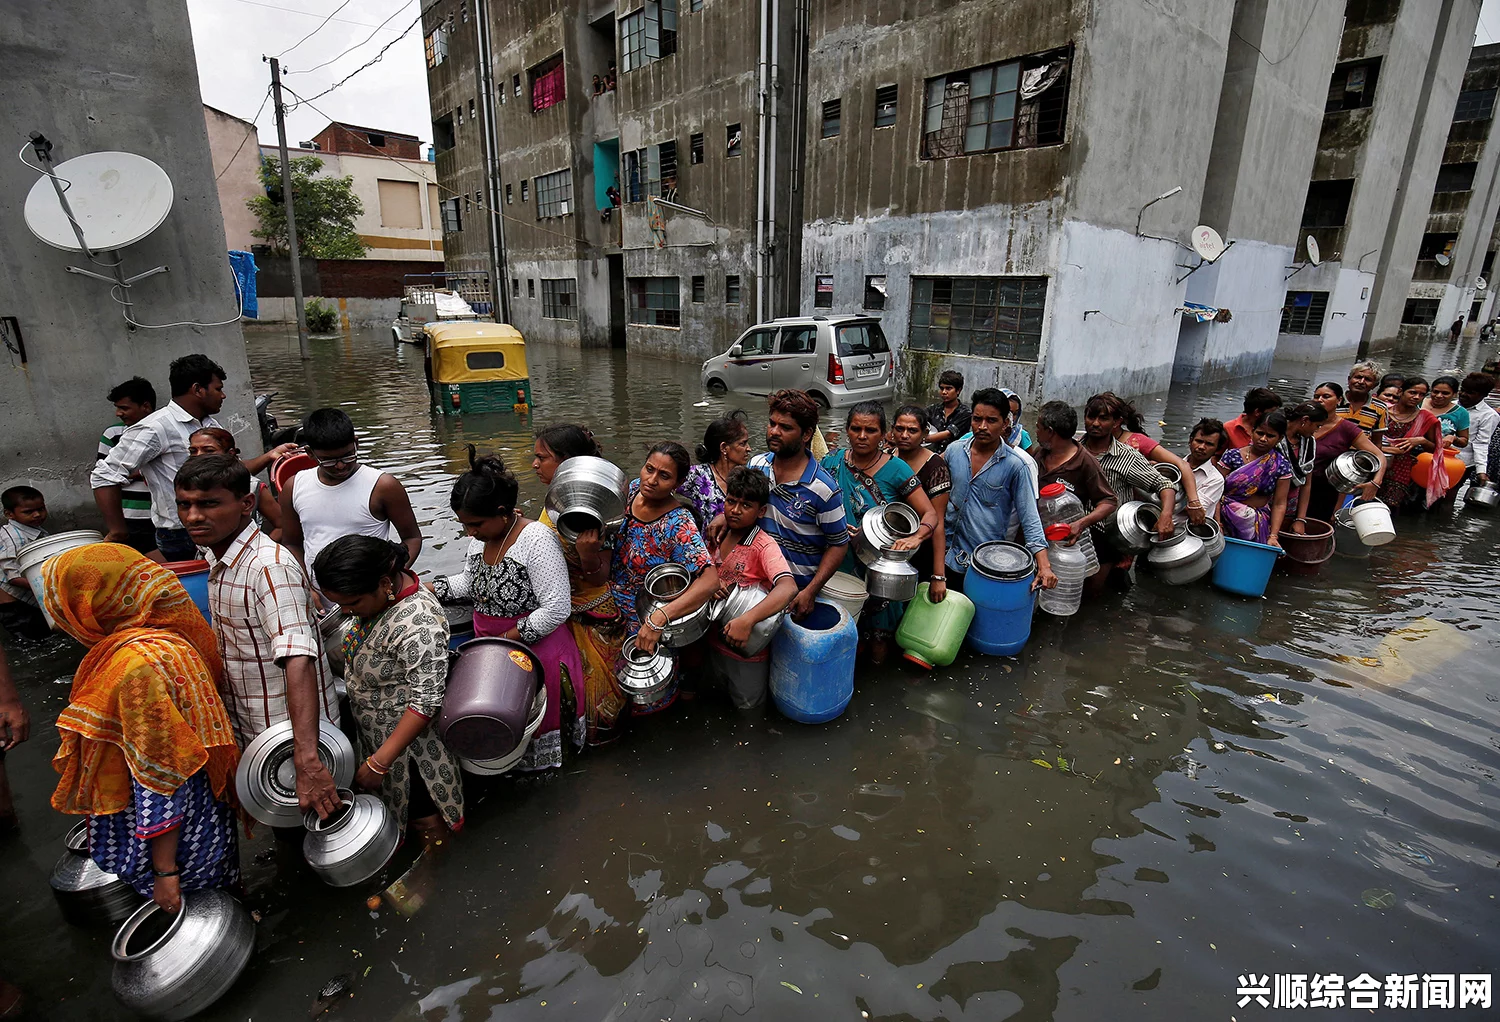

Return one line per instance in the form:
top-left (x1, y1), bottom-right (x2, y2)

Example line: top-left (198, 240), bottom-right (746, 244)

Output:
top-left (280, 408), bottom-right (423, 576)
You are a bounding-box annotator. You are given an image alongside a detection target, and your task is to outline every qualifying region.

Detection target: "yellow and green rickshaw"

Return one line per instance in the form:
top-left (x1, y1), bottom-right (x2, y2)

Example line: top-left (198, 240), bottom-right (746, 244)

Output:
top-left (423, 321), bottom-right (531, 415)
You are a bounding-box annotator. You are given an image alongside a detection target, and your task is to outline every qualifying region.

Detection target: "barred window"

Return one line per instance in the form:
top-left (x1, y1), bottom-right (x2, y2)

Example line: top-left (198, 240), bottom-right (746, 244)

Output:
top-left (874, 84), bottom-right (898, 128)
top-left (622, 142), bottom-right (675, 202)
top-left (535, 169), bottom-right (573, 218)
top-left (528, 279), bottom-right (536, 299)
top-left (1401, 298), bottom-right (1439, 326)
top-left (822, 99), bottom-right (841, 138)
top-left (725, 274), bottom-right (741, 305)
top-left (690, 132), bottom-right (704, 164)
top-left (542, 279), bottom-right (577, 320)
top-left (1280, 291), bottom-right (1329, 335)
top-left (629, 277), bottom-right (680, 326)
top-left (908, 276), bottom-right (1047, 362)
top-left (922, 47), bottom-right (1070, 159)
top-left (691, 275), bottom-right (705, 303)
top-left (1454, 88), bottom-right (1496, 122)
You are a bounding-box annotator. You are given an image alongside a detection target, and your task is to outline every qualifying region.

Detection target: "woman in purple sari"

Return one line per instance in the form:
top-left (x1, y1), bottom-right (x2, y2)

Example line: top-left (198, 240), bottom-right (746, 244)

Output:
top-left (1216, 410), bottom-right (1293, 547)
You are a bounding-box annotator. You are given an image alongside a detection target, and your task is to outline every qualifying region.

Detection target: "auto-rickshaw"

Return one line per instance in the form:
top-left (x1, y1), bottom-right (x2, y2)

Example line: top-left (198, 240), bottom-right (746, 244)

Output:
top-left (423, 322), bottom-right (531, 415)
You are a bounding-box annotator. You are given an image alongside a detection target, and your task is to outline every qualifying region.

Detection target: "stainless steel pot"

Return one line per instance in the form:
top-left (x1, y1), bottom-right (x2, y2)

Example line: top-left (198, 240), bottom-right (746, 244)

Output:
top-left (318, 607), bottom-right (353, 679)
top-left (855, 502), bottom-right (921, 566)
top-left (544, 455), bottom-right (629, 543)
top-left (864, 554), bottom-right (920, 601)
top-left (638, 563), bottom-right (714, 647)
top-left (50, 819), bottom-right (141, 926)
top-left (1146, 527), bottom-right (1211, 585)
top-left (111, 888), bottom-right (255, 1021)
top-left (617, 638), bottom-right (678, 713)
top-left (438, 637), bottom-right (543, 761)
top-left (303, 788), bottom-right (400, 887)
top-left (1467, 480), bottom-right (1500, 508)
top-left (1186, 519), bottom-right (1225, 561)
top-left (236, 719), bottom-right (357, 828)
top-left (1325, 450), bottom-right (1380, 493)
top-left (1139, 463), bottom-right (1184, 504)
top-left (1104, 500), bottom-right (1159, 555)
top-left (709, 585), bottom-right (787, 657)
top-left (460, 686), bottom-right (548, 775)
top-left (1333, 506), bottom-right (1371, 558)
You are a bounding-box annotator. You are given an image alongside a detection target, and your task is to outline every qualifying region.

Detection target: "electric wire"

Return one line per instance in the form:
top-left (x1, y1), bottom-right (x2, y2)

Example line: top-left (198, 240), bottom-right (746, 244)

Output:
top-left (215, 87), bottom-right (272, 181)
top-left (288, 1), bottom-right (417, 78)
top-left (222, 0), bottom-right (391, 30)
top-left (274, 0), bottom-right (357, 59)
top-left (1231, 0), bottom-right (1324, 67)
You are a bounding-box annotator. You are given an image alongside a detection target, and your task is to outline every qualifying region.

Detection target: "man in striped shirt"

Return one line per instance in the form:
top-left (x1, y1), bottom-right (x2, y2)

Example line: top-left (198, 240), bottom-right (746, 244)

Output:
top-left (97, 377), bottom-right (159, 557)
top-left (747, 390), bottom-right (848, 619)
top-left (175, 454), bottom-right (341, 821)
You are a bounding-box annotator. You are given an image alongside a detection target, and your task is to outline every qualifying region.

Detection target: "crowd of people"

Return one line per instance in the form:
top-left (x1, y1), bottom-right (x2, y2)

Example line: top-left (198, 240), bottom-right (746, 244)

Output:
top-left (0, 349), bottom-right (1493, 977)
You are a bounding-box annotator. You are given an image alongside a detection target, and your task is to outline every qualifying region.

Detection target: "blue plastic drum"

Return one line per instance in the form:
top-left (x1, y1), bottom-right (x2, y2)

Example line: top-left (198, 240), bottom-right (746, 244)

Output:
top-left (1211, 536), bottom-right (1282, 597)
top-left (964, 541), bottom-right (1036, 656)
top-left (769, 600), bottom-right (858, 724)
top-left (162, 560), bottom-right (212, 623)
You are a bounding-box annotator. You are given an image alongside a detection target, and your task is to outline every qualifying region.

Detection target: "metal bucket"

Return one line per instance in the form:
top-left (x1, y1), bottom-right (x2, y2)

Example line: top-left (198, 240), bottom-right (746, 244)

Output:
top-left (1333, 508), bottom-right (1371, 559)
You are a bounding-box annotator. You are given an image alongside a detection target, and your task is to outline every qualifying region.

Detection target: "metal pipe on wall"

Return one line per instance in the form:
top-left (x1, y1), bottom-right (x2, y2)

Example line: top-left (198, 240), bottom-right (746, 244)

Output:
top-left (755, 0), bottom-right (770, 322)
top-left (766, 0), bottom-right (779, 317)
top-left (474, 0), bottom-right (510, 323)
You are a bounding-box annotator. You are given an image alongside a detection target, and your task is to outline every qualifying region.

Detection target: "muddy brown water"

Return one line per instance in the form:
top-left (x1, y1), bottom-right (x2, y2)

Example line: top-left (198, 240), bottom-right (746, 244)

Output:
top-left (1, 325), bottom-right (1496, 1019)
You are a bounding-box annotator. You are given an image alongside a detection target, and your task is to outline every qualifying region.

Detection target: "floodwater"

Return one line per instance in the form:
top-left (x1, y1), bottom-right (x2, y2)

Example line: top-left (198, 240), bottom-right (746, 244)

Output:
top-left (2, 324), bottom-right (1497, 1020)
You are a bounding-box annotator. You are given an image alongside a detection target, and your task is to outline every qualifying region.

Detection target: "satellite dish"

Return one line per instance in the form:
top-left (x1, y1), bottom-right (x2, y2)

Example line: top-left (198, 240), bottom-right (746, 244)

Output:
top-left (1476, 276), bottom-right (1488, 290)
top-left (23, 151), bottom-right (174, 253)
top-left (1190, 225), bottom-right (1226, 263)
top-left (1435, 252), bottom-right (1452, 267)
top-left (1305, 235), bottom-right (1321, 266)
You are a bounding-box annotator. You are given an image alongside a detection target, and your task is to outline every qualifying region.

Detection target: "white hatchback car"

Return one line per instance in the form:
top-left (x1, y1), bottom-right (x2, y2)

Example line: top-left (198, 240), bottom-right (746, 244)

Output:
top-left (700, 315), bottom-right (895, 407)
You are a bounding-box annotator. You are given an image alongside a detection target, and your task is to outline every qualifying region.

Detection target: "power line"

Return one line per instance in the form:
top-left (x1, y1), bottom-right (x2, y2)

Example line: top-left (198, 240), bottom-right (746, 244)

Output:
top-left (216, 87), bottom-right (272, 181)
top-left (274, 0), bottom-right (356, 59)
top-left (288, 0), bottom-right (416, 77)
top-left (221, 0), bottom-right (397, 30)
top-left (287, 10), bottom-right (423, 107)
top-left (1232, 0), bottom-right (1324, 66)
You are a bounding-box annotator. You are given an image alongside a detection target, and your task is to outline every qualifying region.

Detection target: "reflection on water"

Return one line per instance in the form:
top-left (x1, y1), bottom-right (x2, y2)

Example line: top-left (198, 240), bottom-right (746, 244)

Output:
top-left (0, 324), bottom-right (1495, 1019)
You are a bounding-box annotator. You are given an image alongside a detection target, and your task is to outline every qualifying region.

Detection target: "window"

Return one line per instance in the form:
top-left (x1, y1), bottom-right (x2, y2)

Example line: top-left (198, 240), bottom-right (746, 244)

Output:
top-left (1301, 179), bottom-right (1354, 228)
top-left (377, 180), bottom-right (422, 228)
top-left (469, 99), bottom-right (476, 121)
top-left (864, 275), bottom-right (887, 310)
top-left (621, 10), bottom-right (646, 72)
top-left (922, 47), bottom-right (1070, 159)
top-left (690, 0), bottom-right (703, 9)
top-left (512, 278), bottom-right (520, 297)
top-left (367, 132), bottom-right (386, 148)
top-left (424, 24), bottom-right (448, 68)
top-left (1418, 232), bottom-right (1457, 261)
top-left (530, 54), bottom-right (566, 112)
top-left (690, 132), bottom-right (704, 164)
top-left (727, 123), bottom-right (742, 157)
top-left (725, 274), bottom-right (741, 305)
top-left (622, 141), bottom-right (676, 201)
top-left (691, 275), bottom-right (705, 302)
top-left (1326, 59), bottom-right (1380, 112)
top-left (1344, 0), bottom-right (1400, 27)
top-left (456, 105), bottom-right (463, 127)
top-left (874, 84), bottom-right (898, 128)
top-left (535, 169), bottom-right (573, 217)
top-left (1471, 298), bottom-right (1484, 320)
top-left (542, 279), bottom-right (577, 320)
top-left (460, 0), bottom-right (468, 22)
top-left (440, 197), bottom-right (462, 233)
top-left (628, 277), bottom-right (681, 326)
top-left (1402, 298), bottom-right (1440, 325)
top-left (814, 274), bottom-right (834, 307)
top-left (780, 326), bottom-right (816, 354)
top-left (909, 276), bottom-right (1048, 361)
top-left (835, 322), bottom-right (890, 358)
top-left (1484, 250), bottom-right (1496, 277)
top-left (738, 328), bottom-right (776, 356)
top-left (621, 1), bottom-right (677, 73)
top-left (1435, 162), bottom-right (1478, 192)
top-left (521, 179), bottom-right (529, 202)
top-left (528, 279), bottom-right (536, 299)
top-left (432, 113), bottom-right (455, 151)
top-left (1279, 291), bottom-right (1329, 335)
top-left (1454, 88), bottom-right (1497, 122)
top-left (466, 351), bottom-right (507, 371)
top-left (505, 183), bottom-right (513, 204)
top-left (822, 99), bottom-right (842, 138)
top-left (513, 74), bottom-right (522, 97)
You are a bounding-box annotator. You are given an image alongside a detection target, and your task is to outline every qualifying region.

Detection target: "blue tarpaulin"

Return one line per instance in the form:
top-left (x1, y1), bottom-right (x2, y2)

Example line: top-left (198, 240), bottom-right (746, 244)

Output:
top-left (228, 250), bottom-right (258, 319)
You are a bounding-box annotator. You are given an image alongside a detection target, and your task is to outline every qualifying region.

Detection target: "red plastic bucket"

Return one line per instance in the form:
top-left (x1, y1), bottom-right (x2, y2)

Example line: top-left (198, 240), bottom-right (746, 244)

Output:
top-left (271, 452), bottom-right (317, 493)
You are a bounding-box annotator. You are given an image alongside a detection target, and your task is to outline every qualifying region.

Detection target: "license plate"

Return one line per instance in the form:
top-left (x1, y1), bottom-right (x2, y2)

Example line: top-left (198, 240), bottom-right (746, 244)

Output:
top-left (855, 362), bottom-right (883, 379)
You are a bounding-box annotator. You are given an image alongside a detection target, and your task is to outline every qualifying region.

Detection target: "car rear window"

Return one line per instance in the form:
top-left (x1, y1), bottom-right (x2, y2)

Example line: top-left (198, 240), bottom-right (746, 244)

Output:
top-left (836, 323), bottom-right (890, 358)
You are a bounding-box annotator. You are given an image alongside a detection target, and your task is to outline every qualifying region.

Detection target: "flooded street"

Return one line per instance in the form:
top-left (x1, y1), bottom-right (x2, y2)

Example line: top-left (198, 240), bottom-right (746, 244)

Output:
top-left (2, 324), bottom-right (1497, 1019)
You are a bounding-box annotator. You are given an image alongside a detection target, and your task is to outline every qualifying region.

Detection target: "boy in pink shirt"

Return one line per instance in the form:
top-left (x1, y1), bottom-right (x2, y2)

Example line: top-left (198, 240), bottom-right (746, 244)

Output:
top-left (708, 468), bottom-right (798, 708)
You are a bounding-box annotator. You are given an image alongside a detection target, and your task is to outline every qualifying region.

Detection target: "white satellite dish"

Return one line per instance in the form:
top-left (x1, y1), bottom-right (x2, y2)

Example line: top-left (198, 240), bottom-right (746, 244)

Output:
top-left (1190, 225), bottom-right (1227, 263)
top-left (23, 151), bottom-right (173, 253)
top-left (1435, 252), bottom-right (1452, 267)
top-left (1476, 276), bottom-right (1488, 290)
top-left (1305, 235), bottom-right (1321, 266)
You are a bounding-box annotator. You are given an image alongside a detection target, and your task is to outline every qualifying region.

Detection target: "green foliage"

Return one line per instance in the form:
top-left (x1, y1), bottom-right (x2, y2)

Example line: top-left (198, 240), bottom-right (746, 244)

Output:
top-left (304, 298), bottom-right (340, 333)
top-left (248, 156), bottom-right (367, 260)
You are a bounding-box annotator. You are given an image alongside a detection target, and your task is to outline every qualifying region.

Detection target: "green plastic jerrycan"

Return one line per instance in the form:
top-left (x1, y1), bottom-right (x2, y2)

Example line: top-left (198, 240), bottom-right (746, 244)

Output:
top-left (895, 582), bottom-right (975, 669)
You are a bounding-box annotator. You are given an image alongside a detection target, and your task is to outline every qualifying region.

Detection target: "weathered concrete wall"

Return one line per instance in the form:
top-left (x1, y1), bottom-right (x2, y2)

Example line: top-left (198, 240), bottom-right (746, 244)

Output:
top-left (1176, 239), bottom-right (1300, 384)
top-left (0, 0), bottom-right (255, 522)
top-left (257, 297), bottom-right (400, 328)
top-left (1274, 264), bottom-right (1374, 363)
top-left (204, 105), bottom-right (262, 252)
top-left (426, 0), bottom-right (494, 302)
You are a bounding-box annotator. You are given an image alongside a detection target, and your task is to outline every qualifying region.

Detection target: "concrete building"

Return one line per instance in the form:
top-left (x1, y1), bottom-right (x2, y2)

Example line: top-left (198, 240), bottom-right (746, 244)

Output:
top-left (204, 104), bottom-right (263, 252)
top-left (1399, 41), bottom-right (1500, 340)
top-left (0, 0), bottom-right (255, 521)
top-left (422, 0), bottom-right (802, 357)
top-left (1276, 0), bottom-right (1481, 364)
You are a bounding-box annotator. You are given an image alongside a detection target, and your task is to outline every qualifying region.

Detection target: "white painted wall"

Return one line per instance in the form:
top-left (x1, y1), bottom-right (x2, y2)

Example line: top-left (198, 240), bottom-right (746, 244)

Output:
top-left (1276, 265), bottom-right (1374, 362)
top-left (1174, 239), bottom-right (1294, 384)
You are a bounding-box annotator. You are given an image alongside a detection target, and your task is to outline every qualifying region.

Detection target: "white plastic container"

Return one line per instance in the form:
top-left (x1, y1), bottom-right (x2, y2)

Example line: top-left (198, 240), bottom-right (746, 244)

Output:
top-left (819, 571), bottom-right (868, 623)
top-left (17, 530), bottom-right (104, 628)
top-left (1036, 525), bottom-right (1087, 617)
top-left (1348, 499), bottom-right (1396, 547)
top-left (1037, 483), bottom-right (1099, 574)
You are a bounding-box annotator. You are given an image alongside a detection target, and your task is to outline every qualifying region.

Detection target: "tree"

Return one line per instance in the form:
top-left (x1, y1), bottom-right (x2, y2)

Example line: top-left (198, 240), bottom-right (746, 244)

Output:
top-left (248, 155), bottom-right (367, 260)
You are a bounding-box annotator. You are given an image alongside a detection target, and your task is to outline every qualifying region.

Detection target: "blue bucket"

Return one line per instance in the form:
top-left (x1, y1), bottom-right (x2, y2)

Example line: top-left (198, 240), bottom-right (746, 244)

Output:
top-left (1211, 536), bottom-right (1282, 598)
top-left (163, 560), bottom-right (212, 623)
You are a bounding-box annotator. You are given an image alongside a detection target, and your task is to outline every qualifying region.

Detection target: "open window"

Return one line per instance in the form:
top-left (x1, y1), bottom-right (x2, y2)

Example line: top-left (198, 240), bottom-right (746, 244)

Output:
top-left (530, 54), bottom-right (566, 112)
top-left (921, 46), bottom-right (1070, 159)
top-left (1301, 180), bottom-right (1354, 228)
top-left (1326, 58), bottom-right (1380, 112)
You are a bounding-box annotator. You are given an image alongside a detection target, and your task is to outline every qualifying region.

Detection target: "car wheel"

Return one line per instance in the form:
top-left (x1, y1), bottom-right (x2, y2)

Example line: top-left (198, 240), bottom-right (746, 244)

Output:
top-left (705, 378), bottom-right (727, 394)
top-left (809, 390), bottom-right (831, 409)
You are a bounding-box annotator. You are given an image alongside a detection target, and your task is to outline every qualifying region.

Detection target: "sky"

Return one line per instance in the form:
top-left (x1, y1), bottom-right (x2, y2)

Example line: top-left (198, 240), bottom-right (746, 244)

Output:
top-left (188, 0), bottom-right (432, 151)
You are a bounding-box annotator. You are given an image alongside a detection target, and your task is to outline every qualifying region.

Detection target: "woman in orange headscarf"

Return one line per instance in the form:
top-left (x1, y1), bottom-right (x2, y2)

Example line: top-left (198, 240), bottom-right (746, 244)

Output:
top-left (43, 544), bottom-right (241, 914)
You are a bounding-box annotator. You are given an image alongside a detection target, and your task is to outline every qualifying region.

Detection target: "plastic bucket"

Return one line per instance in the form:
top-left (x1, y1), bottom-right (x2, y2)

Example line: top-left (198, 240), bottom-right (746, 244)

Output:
top-left (1275, 520), bottom-right (1335, 575)
top-left (1211, 536), bottom-right (1282, 598)
top-left (819, 571), bottom-right (868, 623)
top-left (1348, 499), bottom-right (1395, 547)
top-left (17, 530), bottom-right (104, 629)
top-left (271, 452), bottom-right (317, 493)
top-left (769, 600), bottom-right (857, 724)
top-left (160, 560), bottom-right (212, 622)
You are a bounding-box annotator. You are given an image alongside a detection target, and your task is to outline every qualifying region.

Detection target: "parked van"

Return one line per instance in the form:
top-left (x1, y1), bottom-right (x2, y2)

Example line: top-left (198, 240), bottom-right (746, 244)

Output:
top-left (700, 315), bottom-right (894, 407)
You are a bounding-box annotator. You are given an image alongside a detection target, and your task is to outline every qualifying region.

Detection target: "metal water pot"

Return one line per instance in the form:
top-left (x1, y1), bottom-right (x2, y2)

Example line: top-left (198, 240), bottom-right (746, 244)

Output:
top-left (317, 606), bottom-right (353, 679)
top-left (1139, 463), bottom-right (1184, 504)
top-left (110, 889), bottom-right (255, 1021)
top-left (1186, 518), bottom-right (1225, 561)
top-left (854, 502), bottom-right (921, 566)
top-left (1104, 500), bottom-right (1159, 555)
top-left (616, 638), bottom-right (678, 713)
top-left (1467, 480), bottom-right (1500, 508)
top-left (638, 562), bottom-right (714, 647)
top-left (49, 819), bottom-right (141, 926)
top-left (544, 456), bottom-right (629, 542)
top-left (1146, 527), bottom-right (1211, 585)
top-left (863, 554), bottom-right (920, 601)
top-left (709, 585), bottom-right (787, 657)
top-left (303, 789), bottom-right (400, 887)
top-left (235, 719), bottom-right (357, 828)
top-left (1325, 450), bottom-right (1380, 493)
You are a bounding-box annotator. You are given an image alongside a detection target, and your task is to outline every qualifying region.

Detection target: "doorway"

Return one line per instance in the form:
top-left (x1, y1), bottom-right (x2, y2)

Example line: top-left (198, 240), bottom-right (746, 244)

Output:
top-left (608, 254), bottom-right (626, 349)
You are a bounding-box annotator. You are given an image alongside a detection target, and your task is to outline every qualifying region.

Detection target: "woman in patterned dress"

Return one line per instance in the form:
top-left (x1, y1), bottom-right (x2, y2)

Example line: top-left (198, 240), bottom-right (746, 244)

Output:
top-left (1378, 377), bottom-right (1444, 510)
top-left (889, 405), bottom-right (952, 603)
top-left (43, 544), bottom-right (241, 914)
top-left (434, 449), bottom-right (584, 769)
top-left (532, 424), bottom-right (628, 745)
top-left (313, 536), bottom-right (462, 841)
top-left (677, 411), bottom-right (751, 524)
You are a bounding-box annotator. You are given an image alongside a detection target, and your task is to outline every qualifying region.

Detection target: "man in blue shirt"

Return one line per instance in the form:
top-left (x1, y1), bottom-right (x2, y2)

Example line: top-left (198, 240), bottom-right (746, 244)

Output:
top-left (748, 389), bottom-right (849, 618)
top-left (944, 388), bottom-right (1056, 591)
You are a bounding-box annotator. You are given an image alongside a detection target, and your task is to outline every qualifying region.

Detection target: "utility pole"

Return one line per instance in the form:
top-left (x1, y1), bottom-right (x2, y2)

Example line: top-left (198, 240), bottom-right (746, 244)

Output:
top-left (265, 55), bottom-right (311, 359)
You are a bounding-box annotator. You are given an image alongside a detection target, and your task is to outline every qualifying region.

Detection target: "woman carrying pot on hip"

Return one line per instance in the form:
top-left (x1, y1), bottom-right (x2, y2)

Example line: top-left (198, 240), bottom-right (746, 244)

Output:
top-left (678, 411), bottom-right (752, 525)
top-left (532, 423), bottom-right (629, 746)
top-left (1304, 382), bottom-right (1385, 525)
top-left (611, 442), bottom-right (718, 652)
top-left (433, 449), bottom-right (584, 770)
top-left (314, 536), bottom-right (463, 843)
